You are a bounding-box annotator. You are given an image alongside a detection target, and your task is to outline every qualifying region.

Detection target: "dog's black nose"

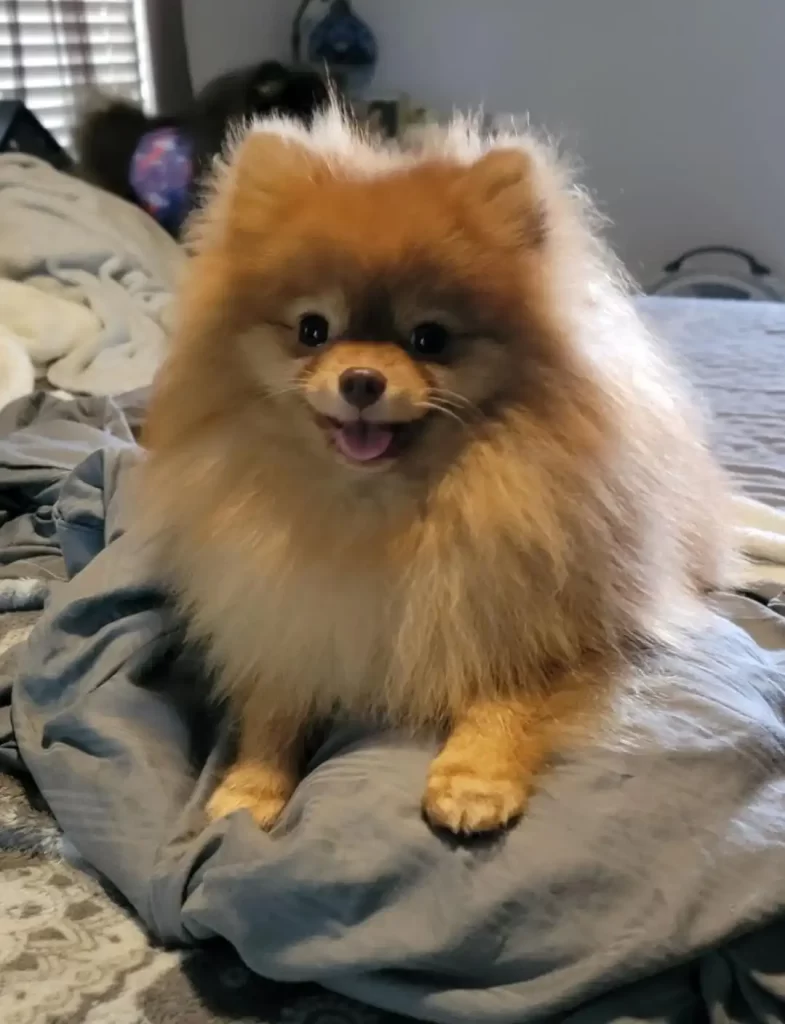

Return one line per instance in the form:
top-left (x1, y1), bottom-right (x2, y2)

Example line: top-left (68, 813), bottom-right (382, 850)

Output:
top-left (339, 368), bottom-right (387, 410)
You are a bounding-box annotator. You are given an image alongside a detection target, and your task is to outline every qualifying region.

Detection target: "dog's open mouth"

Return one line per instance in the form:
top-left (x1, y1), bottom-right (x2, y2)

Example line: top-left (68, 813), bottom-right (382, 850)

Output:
top-left (321, 417), bottom-right (424, 464)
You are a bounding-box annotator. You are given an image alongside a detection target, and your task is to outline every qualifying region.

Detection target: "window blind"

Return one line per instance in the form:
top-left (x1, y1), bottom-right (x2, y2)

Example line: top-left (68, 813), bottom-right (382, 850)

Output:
top-left (0, 0), bottom-right (153, 150)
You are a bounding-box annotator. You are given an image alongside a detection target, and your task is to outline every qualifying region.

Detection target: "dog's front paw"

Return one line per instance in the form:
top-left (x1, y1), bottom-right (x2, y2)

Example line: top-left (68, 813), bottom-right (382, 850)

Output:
top-left (423, 765), bottom-right (529, 835)
top-left (206, 762), bottom-right (295, 830)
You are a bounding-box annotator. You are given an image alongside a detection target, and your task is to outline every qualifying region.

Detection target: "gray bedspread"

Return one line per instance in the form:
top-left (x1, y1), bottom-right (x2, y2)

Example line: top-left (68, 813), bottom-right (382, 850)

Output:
top-left (2, 298), bottom-right (785, 1024)
top-left (639, 296), bottom-right (785, 509)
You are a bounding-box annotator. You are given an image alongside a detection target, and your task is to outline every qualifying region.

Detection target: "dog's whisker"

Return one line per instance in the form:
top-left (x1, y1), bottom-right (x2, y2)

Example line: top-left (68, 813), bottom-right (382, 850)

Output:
top-left (425, 396), bottom-right (471, 417)
top-left (428, 396), bottom-right (463, 412)
top-left (259, 386), bottom-right (303, 403)
top-left (418, 401), bottom-right (470, 429)
top-left (426, 396), bottom-right (466, 416)
top-left (429, 389), bottom-right (481, 418)
top-left (430, 387), bottom-right (475, 409)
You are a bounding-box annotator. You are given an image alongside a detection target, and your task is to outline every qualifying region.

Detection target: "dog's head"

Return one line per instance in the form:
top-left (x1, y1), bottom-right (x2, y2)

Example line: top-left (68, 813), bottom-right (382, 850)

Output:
top-left (171, 111), bottom-right (586, 488)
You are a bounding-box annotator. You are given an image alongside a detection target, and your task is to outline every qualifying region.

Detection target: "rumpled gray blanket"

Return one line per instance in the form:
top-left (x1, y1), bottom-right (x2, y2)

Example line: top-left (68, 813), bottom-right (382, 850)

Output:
top-left (3, 393), bottom-right (785, 1024)
top-left (0, 154), bottom-right (183, 396)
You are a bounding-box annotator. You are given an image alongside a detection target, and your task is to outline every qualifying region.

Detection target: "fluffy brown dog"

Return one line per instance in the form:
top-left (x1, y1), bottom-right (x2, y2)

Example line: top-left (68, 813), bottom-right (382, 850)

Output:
top-left (140, 107), bottom-right (730, 834)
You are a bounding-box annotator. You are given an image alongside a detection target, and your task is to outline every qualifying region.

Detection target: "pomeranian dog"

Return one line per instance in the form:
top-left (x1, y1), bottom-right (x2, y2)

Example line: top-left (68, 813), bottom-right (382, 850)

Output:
top-left (140, 106), bottom-right (730, 834)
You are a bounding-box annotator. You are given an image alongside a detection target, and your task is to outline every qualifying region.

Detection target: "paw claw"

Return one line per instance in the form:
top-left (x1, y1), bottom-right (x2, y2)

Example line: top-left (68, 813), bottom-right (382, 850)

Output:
top-left (423, 769), bottom-right (528, 834)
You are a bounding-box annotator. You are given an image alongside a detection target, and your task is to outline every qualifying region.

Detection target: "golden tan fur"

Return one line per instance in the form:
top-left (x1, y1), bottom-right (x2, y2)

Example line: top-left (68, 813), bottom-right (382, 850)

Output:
top-left (139, 107), bottom-right (731, 833)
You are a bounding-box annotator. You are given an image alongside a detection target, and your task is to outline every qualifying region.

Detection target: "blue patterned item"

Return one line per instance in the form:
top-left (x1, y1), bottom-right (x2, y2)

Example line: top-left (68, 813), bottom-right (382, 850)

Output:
top-left (129, 126), bottom-right (194, 234)
top-left (307, 0), bottom-right (377, 69)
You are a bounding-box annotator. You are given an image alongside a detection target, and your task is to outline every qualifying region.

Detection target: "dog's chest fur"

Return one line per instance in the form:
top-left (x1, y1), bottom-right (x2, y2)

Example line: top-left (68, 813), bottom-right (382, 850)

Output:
top-left (166, 477), bottom-right (539, 730)
top-left (173, 505), bottom-right (416, 721)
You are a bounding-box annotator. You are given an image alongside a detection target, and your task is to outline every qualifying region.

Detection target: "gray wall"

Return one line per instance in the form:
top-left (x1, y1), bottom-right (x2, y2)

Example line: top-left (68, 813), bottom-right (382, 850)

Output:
top-left (184, 0), bottom-right (785, 285)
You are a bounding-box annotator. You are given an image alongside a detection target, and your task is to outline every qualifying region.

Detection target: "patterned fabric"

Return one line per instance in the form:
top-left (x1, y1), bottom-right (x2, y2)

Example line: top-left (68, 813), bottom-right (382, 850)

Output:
top-left (130, 127), bottom-right (194, 234)
top-left (0, 777), bottom-right (403, 1024)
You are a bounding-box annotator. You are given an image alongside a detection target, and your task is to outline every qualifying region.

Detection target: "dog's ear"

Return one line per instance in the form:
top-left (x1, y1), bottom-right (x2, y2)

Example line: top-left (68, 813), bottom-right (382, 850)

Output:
top-left (186, 130), bottom-right (320, 254)
top-left (230, 130), bottom-right (319, 203)
top-left (464, 148), bottom-right (547, 249)
top-left (232, 131), bottom-right (318, 223)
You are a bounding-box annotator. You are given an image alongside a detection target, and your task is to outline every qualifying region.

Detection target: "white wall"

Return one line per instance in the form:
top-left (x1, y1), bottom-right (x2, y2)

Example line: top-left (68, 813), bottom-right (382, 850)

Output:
top-left (184, 0), bottom-right (785, 285)
top-left (185, 0), bottom-right (289, 89)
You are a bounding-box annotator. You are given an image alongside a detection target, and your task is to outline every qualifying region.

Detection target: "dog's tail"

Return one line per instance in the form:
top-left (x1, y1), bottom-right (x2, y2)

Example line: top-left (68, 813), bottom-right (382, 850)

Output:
top-left (75, 96), bottom-right (154, 202)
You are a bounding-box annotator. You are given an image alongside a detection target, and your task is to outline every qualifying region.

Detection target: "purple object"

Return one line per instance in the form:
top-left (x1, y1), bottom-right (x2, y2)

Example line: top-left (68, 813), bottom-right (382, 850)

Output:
top-left (129, 126), bottom-right (193, 233)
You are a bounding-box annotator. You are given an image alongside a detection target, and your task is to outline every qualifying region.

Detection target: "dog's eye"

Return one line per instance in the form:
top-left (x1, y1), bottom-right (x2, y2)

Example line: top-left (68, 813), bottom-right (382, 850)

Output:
top-left (298, 313), bottom-right (330, 348)
top-left (409, 322), bottom-right (450, 358)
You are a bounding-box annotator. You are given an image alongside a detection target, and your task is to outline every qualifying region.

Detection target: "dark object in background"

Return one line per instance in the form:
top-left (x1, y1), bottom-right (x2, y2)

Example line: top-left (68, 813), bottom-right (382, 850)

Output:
top-left (649, 246), bottom-right (785, 301)
top-left (75, 60), bottom-right (331, 238)
top-left (292, 0), bottom-right (378, 93)
top-left (0, 100), bottom-right (73, 172)
top-left (365, 99), bottom-right (399, 140)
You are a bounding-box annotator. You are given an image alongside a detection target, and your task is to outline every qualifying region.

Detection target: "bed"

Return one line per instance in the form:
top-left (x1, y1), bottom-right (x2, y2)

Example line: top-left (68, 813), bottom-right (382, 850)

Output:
top-left (2, 155), bottom-right (785, 1024)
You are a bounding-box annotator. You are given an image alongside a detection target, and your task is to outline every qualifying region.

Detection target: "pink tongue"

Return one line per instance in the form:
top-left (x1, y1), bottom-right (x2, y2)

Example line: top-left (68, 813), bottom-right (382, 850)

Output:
top-left (334, 421), bottom-right (394, 462)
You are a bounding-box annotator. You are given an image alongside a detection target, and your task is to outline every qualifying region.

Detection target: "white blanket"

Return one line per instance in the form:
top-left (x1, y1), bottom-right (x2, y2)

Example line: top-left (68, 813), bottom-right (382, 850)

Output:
top-left (0, 326), bottom-right (34, 411)
top-left (0, 153), bottom-right (184, 396)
